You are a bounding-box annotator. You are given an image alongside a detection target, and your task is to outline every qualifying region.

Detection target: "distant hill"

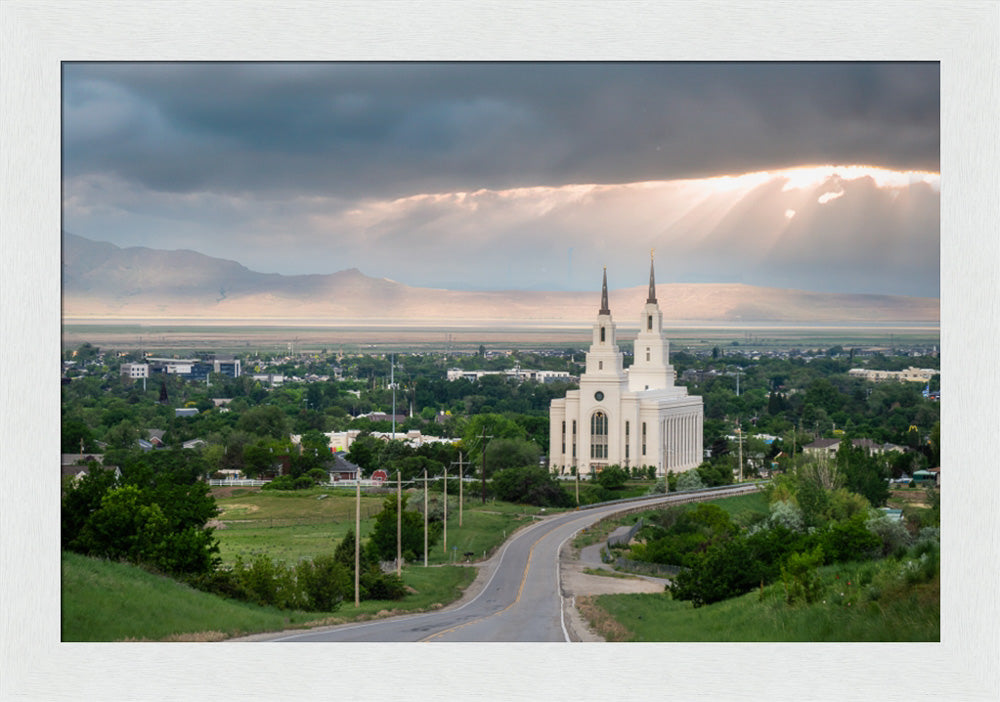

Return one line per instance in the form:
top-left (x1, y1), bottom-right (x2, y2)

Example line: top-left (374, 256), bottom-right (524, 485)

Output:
top-left (62, 233), bottom-right (939, 325)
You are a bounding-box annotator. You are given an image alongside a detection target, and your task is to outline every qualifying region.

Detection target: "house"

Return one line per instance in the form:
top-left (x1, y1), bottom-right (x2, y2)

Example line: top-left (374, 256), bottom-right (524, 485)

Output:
top-left (147, 429), bottom-right (166, 447)
top-left (175, 407), bottom-right (199, 418)
top-left (182, 438), bottom-right (207, 450)
top-left (61, 454), bottom-right (121, 483)
top-left (328, 452), bottom-right (360, 482)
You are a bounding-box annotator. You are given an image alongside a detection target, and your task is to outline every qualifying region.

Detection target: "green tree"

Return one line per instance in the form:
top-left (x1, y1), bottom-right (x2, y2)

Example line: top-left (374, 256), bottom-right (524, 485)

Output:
top-left (596, 465), bottom-right (629, 490)
top-left (491, 465), bottom-right (574, 507)
top-left (484, 437), bottom-right (540, 475)
top-left (837, 439), bottom-right (890, 507)
top-left (368, 494), bottom-right (433, 562)
top-left (62, 417), bottom-right (97, 453)
top-left (237, 405), bottom-right (289, 440)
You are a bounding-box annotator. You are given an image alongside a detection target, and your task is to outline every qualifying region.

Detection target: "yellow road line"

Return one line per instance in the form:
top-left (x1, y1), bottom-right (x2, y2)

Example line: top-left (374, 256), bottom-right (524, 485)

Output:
top-left (420, 528), bottom-right (549, 642)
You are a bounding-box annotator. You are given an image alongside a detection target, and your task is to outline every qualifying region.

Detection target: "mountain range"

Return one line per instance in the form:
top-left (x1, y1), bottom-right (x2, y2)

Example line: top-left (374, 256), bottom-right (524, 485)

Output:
top-left (62, 233), bottom-right (939, 326)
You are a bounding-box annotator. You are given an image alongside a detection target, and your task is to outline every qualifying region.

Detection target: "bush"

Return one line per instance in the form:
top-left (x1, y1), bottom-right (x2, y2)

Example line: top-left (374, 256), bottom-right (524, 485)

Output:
top-left (780, 546), bottom-right (825, 605)
top-left (295, 555), bottom-right (351, 611)
top-left (262, 475), bottom-right (299, 490)
top-left (819, 513), bottom-right (881, 564)
top-left (670, 536), bottom-right (759, 607)
top-left (866, 512), bottom-right (913, 557)
top-left (676, 469), bottom-right (705, 491)
top-left (768, 499), bottom-right (805, 532)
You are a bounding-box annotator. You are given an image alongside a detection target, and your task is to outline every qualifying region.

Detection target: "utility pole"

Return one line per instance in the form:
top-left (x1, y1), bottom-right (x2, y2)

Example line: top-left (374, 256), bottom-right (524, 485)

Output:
top-left (479, 428), bottom-right (493, 504)
top-left (396, 470), bottom-right (402, 577)
top-left (575, 466), bottom-right (580, 506)
top-left (737, 418), bottom-right (744, 483)
top-left (455, 452), bottom-right (465, 527)
top-left (443, 465), bottom-right (448, 553)
top-left (423, 469), bottom-right (429, 567)
top-left (391, 353), bottom-right (396, 439)
top-left (354, 476), bottom-right (360, 607)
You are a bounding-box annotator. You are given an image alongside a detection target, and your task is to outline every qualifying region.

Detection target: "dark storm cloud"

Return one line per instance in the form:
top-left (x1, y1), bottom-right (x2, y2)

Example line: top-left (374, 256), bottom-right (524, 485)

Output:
top-left (63, 62), bottom-right (939, 199)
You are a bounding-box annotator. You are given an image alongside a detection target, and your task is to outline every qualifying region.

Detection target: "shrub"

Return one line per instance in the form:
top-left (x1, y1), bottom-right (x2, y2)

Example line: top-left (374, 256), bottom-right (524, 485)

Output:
top-left (820, 513), bottom-right (881, 564)
top-left (295, 555), bottom-right (350, 611)
top-left (768, 499), bottom-right (805, 532)
top-left (866, 512), bottom-right (913, 557)
top-left (781, 546), bottom-right (825, 605)
top-left (262, 475), bottom-right (298, 490)
top-left (676, 469), bottom-right (705, 491)
top-left (670, 536), bottom-right (758, 607)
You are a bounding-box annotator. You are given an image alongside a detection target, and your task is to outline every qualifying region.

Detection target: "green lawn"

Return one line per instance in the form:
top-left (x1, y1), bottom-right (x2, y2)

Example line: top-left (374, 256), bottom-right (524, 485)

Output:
top-left (62, 550), bottom-right (476, 641)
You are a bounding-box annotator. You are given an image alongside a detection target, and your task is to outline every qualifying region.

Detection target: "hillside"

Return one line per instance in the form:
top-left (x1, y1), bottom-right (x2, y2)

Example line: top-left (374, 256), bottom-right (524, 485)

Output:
top-left (62, 233), bottom-right (939, 325)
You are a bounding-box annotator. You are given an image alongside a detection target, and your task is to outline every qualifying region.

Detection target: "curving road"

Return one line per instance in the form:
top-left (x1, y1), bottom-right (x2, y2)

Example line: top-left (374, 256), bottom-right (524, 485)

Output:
top-left (266, 485), bottom-right (758, 642)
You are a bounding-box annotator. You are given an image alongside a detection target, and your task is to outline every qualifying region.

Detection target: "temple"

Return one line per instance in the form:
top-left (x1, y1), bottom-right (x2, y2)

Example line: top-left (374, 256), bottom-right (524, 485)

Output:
top-left (548, 256), bottom-right (703, 476)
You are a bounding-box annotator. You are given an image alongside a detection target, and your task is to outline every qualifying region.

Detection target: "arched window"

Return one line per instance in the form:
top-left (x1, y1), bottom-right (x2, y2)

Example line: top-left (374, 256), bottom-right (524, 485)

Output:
top-left (600, 326), bottom-right (606, 342)
top-left (647, 314), bottom-right (653, 330)
top-left (591, 411), bottom-right (608, 459)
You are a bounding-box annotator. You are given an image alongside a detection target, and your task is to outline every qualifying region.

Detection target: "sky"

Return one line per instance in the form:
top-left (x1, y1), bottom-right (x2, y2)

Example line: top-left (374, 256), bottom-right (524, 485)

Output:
top-left (62, 62), bottom-right (940, 297)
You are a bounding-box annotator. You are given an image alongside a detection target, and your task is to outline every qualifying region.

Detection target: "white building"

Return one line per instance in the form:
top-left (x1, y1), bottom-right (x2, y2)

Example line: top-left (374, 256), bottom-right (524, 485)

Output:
top-left (847, 367), bottom-right (937, 383)
top-left (549, 259), bottom-right (703, 477)
top-left (120, 363), bottom-right (149, 379)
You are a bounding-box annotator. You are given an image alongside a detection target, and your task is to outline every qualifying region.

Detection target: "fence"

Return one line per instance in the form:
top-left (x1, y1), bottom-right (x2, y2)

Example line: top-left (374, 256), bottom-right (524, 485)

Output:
top-left (607, 518), bottom-right (644, 548)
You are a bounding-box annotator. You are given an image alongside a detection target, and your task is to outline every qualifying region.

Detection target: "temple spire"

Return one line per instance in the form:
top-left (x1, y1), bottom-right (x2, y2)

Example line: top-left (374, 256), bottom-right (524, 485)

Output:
top-left (599, 267), bottom-right (610, 315)
top-left (647, 249), bottom-right (657, 304)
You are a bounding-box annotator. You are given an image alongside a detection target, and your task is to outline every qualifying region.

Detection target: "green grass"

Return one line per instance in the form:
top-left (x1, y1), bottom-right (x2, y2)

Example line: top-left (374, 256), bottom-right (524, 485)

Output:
top-left (62, 550), bottom-right (476, 641)
top-left (214, 488), bottom-right (541, 567)
top-left (583, 561), bottom-right (939, 642)
top-left (62, 551), bottom-right (327, 641)
top-left (404, 503), bottom-right (539, 566)
top-left (215, 521), bottom-right (373, 566)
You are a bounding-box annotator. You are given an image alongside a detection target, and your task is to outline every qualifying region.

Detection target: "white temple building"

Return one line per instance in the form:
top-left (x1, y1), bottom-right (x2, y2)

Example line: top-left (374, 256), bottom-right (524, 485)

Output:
top-left (549, 258), bottom-right (703, 476)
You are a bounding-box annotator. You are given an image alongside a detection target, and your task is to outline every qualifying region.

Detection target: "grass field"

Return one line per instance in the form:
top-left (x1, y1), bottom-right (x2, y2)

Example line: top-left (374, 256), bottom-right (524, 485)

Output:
top-left (212, 487), bottom-right (545, 566)
top-left (580, 561), bottom-right (939, 642)
top-left (62, 550), bottom-right (476, 641)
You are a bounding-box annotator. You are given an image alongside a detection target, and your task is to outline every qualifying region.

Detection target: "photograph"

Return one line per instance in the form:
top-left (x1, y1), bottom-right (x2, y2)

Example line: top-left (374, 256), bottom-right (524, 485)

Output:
top-left (59, 60), bottom-right (941, 644)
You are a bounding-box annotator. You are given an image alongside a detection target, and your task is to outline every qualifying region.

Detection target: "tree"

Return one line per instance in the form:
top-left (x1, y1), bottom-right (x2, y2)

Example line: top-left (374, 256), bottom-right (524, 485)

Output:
top-left (368, 494), bottom-right (434, 562)
top-left (63, 449), bottom-right (221, 575)
top-left (596, 465), bottom-right (629, 490)
top-left (492, 465), bottom-right (574, 507)
top-left (837, 439), bottom-right (889, 507)
top-left (62, 417), bottom-right (97, 453)
top-left (484, 437), bottom-right (540, 475)
top-left (237, 405), bottom-right (289, 440)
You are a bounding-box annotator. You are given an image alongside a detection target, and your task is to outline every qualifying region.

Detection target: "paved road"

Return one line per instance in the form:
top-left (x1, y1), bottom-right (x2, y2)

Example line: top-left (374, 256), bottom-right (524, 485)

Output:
top-left (266, 485), bottom-right (758, 642)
